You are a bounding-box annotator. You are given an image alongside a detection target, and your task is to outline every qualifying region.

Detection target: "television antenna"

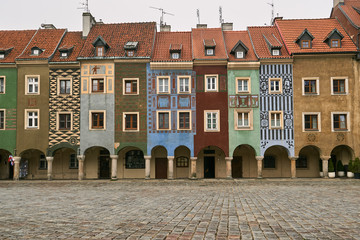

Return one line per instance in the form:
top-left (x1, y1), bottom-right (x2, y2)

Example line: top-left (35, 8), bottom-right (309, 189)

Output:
top-left (150, 6), bottom-right (174, 26)
top-left (219, 6), bottom-right (224, 24)
top-left (267, 0), bottom-right (274, 25)
top-left (78, 0), bottom-right (90, 13)
top-left (197, 9), bottom-right (200, 25)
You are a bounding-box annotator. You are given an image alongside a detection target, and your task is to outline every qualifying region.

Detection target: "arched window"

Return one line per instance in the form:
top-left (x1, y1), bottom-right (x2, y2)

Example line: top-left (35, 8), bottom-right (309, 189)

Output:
top-left (125, 150), bottom-right (145, 169)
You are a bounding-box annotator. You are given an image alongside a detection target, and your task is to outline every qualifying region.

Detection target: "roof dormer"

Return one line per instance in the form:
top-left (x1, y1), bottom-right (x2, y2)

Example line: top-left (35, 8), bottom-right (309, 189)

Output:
top-left (295, 29), bottom-right (315, 49)
top-left (230, 40), bottom-right (249, 59)
top-left (324, 28), bottom-right (344, 48)
top-left (263, 34), bottom-right (282, 56)
top-left (169, 44), bottom-right (182, 59)
top-left (204, 39), bottom-right (216, 56)
top-left (0, 47), bottom-right (13, 59)
top-left (31, 46), bottom-right (43, 56)
top-left (124, 41), bottom-right (138, 57)
top-left (92, 36), bottom-right (110, 57)
top-left (58, 46), bottom-right (74, 58)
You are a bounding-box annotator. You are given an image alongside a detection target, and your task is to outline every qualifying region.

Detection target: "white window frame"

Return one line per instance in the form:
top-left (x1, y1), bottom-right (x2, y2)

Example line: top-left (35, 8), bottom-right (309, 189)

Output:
top-left (157, 76), bottom-right (170, 94)
top-left (25, 109), bottom-right (39, 129)
top-left (123, 112), bottom-right (140, 132)
top-left (234, 109), bottom-right (253, 130)
top-left (236, 77), bottom-right (251, 94)
top-left (0, 54), bottom-right (4, 59)
top-left (269, 111), bottom-right (283, 129)
top-left (302, 112), bottom-right (321, 132)
top-left (157, 111), bottom-right (171, 130)
top-left (331, 112), bottom-right (350, 132)
top-left (32, 49), bottom-right (40, 55)
top-left (57, 77), bottom-right (72, 95)
top-left (123, 78), bottom-right (139, 95)
top-left (206, 48), bottom-right (214, 56)
top-left (0, 109), bottom-right (5, 130)
top-left (57, 112), bottom-right (73, 131)
top-left (204, 110), bottom-right (220, 132)
top-left (177, 110), bottom-right (192, 130)
top-left (331, 77), bottom-right (348, 95)
top-left (205, 74), bottom-right (218, 92)
top-left (272, 49), bottom-right (280, 56)
top-left (269, 78), bottom-right (282, 94)
top-left (177, 76), bottom-right (191, 94)
top-left (89, 110), bottom-right (106, 130)
top-left (302, 77), bottom-right (319, 96)
top-left (236, 51), bottom-right (244, 59)
top-left (25, 75), bottom-right (40, 95)
top-left (171, 52), bottom-right (180, 59)
top-left (0, 76), bottom-right (5, 94)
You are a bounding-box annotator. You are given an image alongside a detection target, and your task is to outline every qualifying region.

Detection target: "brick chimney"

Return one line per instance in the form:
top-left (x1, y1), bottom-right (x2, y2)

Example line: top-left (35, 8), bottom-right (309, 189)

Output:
top-left (82, 12), bottom-right (96, 38)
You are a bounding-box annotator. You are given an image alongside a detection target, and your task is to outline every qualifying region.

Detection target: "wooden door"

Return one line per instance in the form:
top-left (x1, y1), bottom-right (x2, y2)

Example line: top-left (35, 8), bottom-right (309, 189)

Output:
top-left (155, 158), bottom-right (168, 179)
top-left (204, 156), bottom-right (215, 178)
top-left (99, 156), bottom-right (110, 179)
top-left (232, 156), bottom-right (243, 178)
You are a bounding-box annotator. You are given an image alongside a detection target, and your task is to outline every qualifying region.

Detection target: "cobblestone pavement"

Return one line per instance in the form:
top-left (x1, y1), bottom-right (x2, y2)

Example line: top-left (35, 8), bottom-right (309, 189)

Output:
top-left (0, 179), bottom-right (359, 240)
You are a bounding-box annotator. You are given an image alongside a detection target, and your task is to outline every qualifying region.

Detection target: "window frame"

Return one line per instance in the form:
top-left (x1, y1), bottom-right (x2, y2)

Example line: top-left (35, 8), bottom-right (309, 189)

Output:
top-left (39, 154), bottom-right (47, 170)
top-left (204, 110), bottom-right (220, 132)
top-left (89, 110), bottom-right (106, 130)
top-left (123, 78), bottom-right (139, 95)
top-left (236, 77), bottom-right (251, 94)
top-left (236, 51), bottom-right (244, 59)
top-left (0, 109), bottom-right (5, 130)
top-left (206, 48), bottom-right (214, 56)
top-left (302, 77), bottom-right (319, 95)
top-left (0, 76), bottom-right (5, 94)
top-left (269, 111), bottom-right (283, 129)
top-left (331, 77), bottom-right (348, 95)
top-left (25, 75), bottom-right (40, 95)
top-left (302, 112), bottom-right (321, 132)
top-left (331, 39), bottom-right (340, 48)
top-left (57, 112), bottom-right (73, 131)
top-left (57, 77), bottom-right (72, 95)
top-left (90, 77), bottom-right (105, 93)
top-left (272, 49), bottom-right (280, 56)
top-left (204, 74), bottom-right (218, 92)
top-left (69, 154), bottom-right (78, 169)
top-left (263, 156), bottom-right (276, 169)
top-left (296, 156), bottom-right (308, 169)
top-left (301, 40), bottom-right (311, 49)
top-left (96, 46), bottom-right (104, 57)
top-left (171, 52), bottom-right (180, 59)
top-left (157, 111), bottom-right (171, 130)
top-left (234, 109), bottom-right (253, 130)
top-left (123, 112), bottom-right (139, 132)
top-left (269, 78), bottom-right (282, 94)
top-left (156, 76), bottom-right (170, 94)
top-left (177, 75), bottom-right (191, 94)
top-left (331, 112), bottom-right (350, 132)
top-left (25, 109), bottom-right (39, 129)
top-left (176, 156), bottom-right (189, 168)
top-left (177, 110), bottom-right (192, 130)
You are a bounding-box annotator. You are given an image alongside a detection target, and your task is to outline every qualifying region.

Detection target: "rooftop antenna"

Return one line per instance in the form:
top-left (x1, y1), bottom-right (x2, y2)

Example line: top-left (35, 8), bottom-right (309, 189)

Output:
top-left (219, 6), bottom-right (224, 24)
top-left (78, 0), bottom-right (90, 13)
top-left (267, 0), bottom-right (274, 25)
top-left (197, 9), bottom-right (200, 25)
top-left (150, 6), bottom-right (174, 27)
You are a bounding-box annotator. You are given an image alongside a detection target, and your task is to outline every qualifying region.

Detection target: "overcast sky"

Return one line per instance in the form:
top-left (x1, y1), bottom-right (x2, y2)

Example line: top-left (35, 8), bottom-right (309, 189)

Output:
top-left (1, 0), bottom-right (334, 31)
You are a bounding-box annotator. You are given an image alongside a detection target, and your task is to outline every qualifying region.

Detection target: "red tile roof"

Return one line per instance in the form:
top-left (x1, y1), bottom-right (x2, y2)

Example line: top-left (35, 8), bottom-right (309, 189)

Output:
top-left (275, 18), bottom-right (357, 54)
top-left (78, 22), bottom-right (156, 59)
top-left (248, 26), bottom-right (290, 59)
top-left (0, 30), bottom-right (36, 63)
top-left (192, 28), bottom-right (227, 60)
top-left (51, 31), bottom-right (85, 62)
top-left (17, 29), bottom-right (66, 60)
top-left (339, 0), bottom-right (360, 27)
top-left (152, 31), bottom-right (192, 62)
top-left (223, 31), bottom-right (257, 62)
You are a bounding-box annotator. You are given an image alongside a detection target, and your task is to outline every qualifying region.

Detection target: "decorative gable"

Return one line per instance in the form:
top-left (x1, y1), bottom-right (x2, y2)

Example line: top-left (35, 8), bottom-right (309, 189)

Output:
top-left (0, 47), bottom-right (13, 59)
top-left (92, 35), bottom-right (110, 57)
top-left (324, 29), bottom-right (344, 48)
top-left (31, 46), bottom-right (43, 56)
top-left (295, 29), bottom-right (315, 49)
top-left (204, 39), bottom-right (216, 56)
top-left (230, 40), bottom-right (249, 59)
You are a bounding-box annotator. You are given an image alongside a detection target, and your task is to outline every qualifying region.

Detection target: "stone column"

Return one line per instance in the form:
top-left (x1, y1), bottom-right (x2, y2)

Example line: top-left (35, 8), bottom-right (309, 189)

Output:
top-left (46, 157), bottom-right (54, 181)
top-left (77, 155), bottom-right (85, 180)
top-left (225, 157), bottom-right (233, 179)
top-left (13, 157), bottom-right (21, 181)
top-left (110, 155), bottom-right (118, 180)
top-left (290, 157), bottom-right (298, 179)
top-left (256, 156), bottom-right (264, 179)
top-left (321, 156), bottom-right (330, 179)
top-left (168, 156), bottom-right (174, 180)
top-left (190, 157), bottom-right (197, 179)
top-left (144, 155), bottom-right (151, 180)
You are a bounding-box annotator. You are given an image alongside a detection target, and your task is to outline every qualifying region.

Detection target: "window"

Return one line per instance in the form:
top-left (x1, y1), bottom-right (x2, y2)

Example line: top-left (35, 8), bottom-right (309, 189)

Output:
top-left (296, 156), bottom-right (308, 169)
top-left (302, 78), bottom-right (319, 95)
top-left (0, 77), bottom-right (4, 93)
top-left (58, 113), bottom-right (71, 130)
top-left (331, 78), bottom-right (347, 95)
top-left (157, 111), bottom-right (171, 130)
top-left (178, 111), bottom-right (191, 130)
top-left (264, 156), bottom-right (276, 169)
top-left (301, 40), bottom-right (310, 49)
top-left (235, 110), bottom-right (252, 130)
top-left (236, 51), bottom-right (244, 59)
top-left (90, 111), bottom-right (105, 130)
top-left (236, 78), bottom-right (250, 94)
top-left (269, 111), bottom-right (283, 129)
top-left (124, 112), bottom-right (139, 131)
top-left (69, 154), bottom-right (78, 169)
top-left (39, 155), bottom-right (47, 170)
top-left (123, 78), bottom-right (138, 95)
top-left (177, 76), bottom-right (191, 93)
top-left (91, 78), bottom-right (104, 93)
top-left (96, 46), bottom-right (104, 56)
top-left (176, 156), bottom-right (189, 167)
top-left (332, 113), bottom-right (349, 131)
top-left (0, 110), bottom-right (4, 130)
top-left (206, 48), bottom-right (214, 56)
top-left (0, 54), bottom-right (4, 59)
top-left (272, 49), bottom-right (280, 56)
top-left (32, 49), bottom-right (40, 55)
top-left (59, 79), bottom-right (71, 95)
top-left (26, 76), bottom-right (39, 94)
top-left (269, 78), bottom-right (282, 94)
top-left (304, 114), bottom-right (319, 131)
top-left (205, 75), bottom-right (218, 92)
top-left (157, 76), bottom-right (170, 94)
top-left (125, 150), bottom-right (145, 169)
top-left (127, 50), bottom-right (134, 57)
top-left (204, 110), bottom-right (220, 132)
top-left (25, 110), bottom-right (39, 129)
top-left (171, 52), bottom-right (180, 59)
top-left (331, 39), bottom-right (340, 48)
top-left (61, 52), bottom-right (68, 58)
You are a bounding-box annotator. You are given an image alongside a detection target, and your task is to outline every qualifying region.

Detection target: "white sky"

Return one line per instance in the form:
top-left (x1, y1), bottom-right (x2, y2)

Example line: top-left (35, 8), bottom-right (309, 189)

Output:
top-left (1, 0), bottom-right (334, 31)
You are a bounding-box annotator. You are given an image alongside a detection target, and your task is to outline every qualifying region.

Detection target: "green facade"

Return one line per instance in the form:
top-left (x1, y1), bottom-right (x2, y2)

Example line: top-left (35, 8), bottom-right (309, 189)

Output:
top-left (228, 69), bottom-right (260, 156)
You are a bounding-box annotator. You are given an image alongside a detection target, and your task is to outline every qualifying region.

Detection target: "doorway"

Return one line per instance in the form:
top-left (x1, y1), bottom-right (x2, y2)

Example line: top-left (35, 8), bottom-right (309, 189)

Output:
top-left (155, 158), bottom-right (168, 179)
top-left (99, 150), bottom-right (110, 179)
top-left (232, 156), bottom-right (242, 178)
top-left (204, 156), bottom-right (215, 178)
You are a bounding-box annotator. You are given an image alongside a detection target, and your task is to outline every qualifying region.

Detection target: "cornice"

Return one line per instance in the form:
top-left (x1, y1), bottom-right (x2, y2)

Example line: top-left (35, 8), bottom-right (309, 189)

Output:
top-left (227, 62), bottom-right (260, 70)
top-left (150, 62), bottom-right (193, 70)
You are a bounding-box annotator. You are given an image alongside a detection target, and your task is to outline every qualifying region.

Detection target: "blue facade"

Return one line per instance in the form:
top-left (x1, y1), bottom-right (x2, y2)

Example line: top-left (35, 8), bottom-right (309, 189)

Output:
top-left (147, 65), bottom-right (196, 157)
top-left (259, 64), bottom-right (295, 156)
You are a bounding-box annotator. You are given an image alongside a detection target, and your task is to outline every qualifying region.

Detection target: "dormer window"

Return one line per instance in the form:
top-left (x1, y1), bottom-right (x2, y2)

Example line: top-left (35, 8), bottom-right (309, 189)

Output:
top-left (204, 39), bottom-right (216, 56)
top-left (324, 29), bottom-right (344, 48)
top-left (295, 29), bottom-right (314, 49)
top-left (236, 51), bottom-right (244, 59)
top-left (31, 47), bottom-right (43, 56)
top-left (206, 48), bottom-right (214, 56)
top-left (92, 36), bottom-right (110, 57)
top-left (331, 39), bottom-right (340, 48)
top-left (301, 40), bottom-right (310, 49)
top-left (33, 49), bottom-right (39, 55)
top-left (0, 54), bottom-right (4, 59)
top-left (230, 40), bottom-right (249, 59)
top-left (0, 47), bottom-right (13, 60)
top-left (61, 52), bottom-right (68, 58)
top-left (169, 44), bottom-right (182, 59)
top-left (58, 46), bottom-right (73, 59)
top-left (96, 46), bottom-right (104, 57)
top-left (272, 49), bottom-right (280, 56)
top-left (124, 41), bottom-right (138, 57)
top-left (171, 52), bottom-right (180, 59)
top-left (127, 50), bottom-right (134, 57)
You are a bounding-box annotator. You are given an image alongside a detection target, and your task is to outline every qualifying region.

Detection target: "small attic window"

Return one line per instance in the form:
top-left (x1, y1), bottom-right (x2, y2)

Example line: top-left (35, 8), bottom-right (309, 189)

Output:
top-left (301, 40), bottom-right (310, 49)
top-left (272, 49), bottom-right (280, 56)
top-left (61, 52), bottom-right (68, 58)
top-left (169, 44), bottom-right (182, 59)
top-left (171, 52), bottom-right (180, 59)
top-left (230, 40), bottom-right (248, 59)
top-left (236, 51), bottom-right (244, 59)
top-left (0, 48), bottom-right (13, 59)
top-left (206, 48), bottom-right (214, 56)
top-left (96, 46), bottom-right (104, 57)
top-left (0, 54), bottom-right (4, 59)
top-left (92, 36), bottom-right (110, 57)
top-left (331, 39), bottom-right (340, 48)
top-left (295, 29), bottom-right (314, 49)
top-left (31, 47), bottom-right (42, 56)
top-left (324, 29), bottom-right (344, 48)
top-left (204, 39), bottom-right (216, 56)
top-left (126, 50), bottom-right (134, 57)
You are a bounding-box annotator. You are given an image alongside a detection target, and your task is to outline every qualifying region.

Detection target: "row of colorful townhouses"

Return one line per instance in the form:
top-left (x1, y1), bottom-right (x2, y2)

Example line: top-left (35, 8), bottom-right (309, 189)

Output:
top-left (1, 0), bottom-right (360, 180)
